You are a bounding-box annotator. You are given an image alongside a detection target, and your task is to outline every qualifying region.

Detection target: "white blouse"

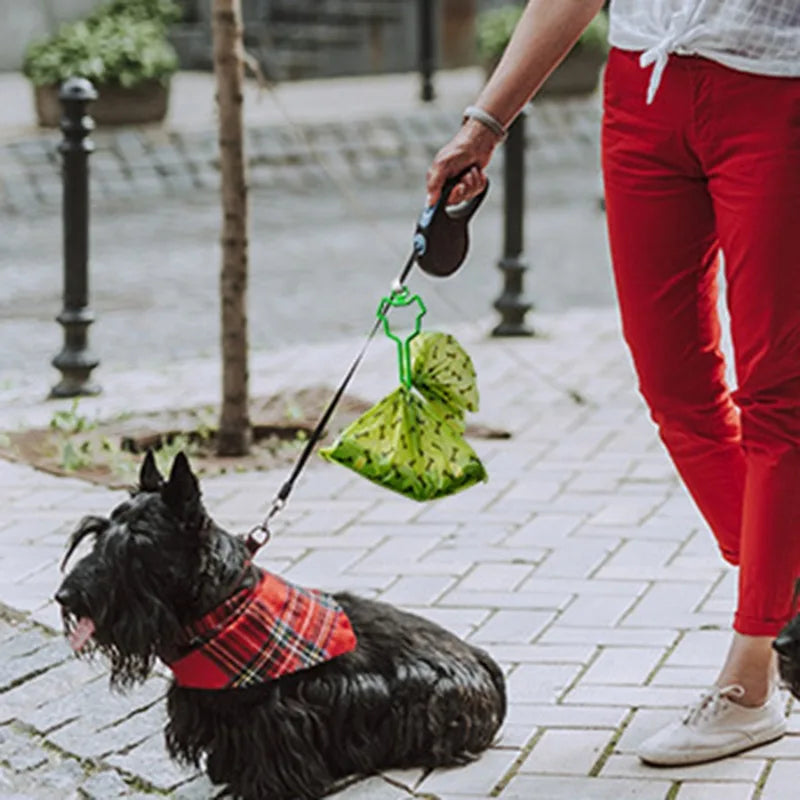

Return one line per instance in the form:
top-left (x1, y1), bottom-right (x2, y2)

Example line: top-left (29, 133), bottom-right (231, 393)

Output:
top-left (608, 0), bottom-right (800, 103)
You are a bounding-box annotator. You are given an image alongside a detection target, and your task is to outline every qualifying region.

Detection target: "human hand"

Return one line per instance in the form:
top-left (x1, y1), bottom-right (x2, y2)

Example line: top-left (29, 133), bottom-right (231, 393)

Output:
top-left (425, 119), bottom-right (502, 207)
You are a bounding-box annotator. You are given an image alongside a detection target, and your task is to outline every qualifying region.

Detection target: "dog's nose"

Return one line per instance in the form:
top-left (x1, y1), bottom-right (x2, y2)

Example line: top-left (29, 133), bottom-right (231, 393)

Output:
top-left (54, 587), bottom-right (74, 607)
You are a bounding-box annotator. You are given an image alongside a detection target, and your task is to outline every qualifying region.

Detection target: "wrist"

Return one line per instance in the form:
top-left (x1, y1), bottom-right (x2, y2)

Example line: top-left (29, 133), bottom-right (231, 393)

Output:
top-left (462, 105), bottom-right (508, 141)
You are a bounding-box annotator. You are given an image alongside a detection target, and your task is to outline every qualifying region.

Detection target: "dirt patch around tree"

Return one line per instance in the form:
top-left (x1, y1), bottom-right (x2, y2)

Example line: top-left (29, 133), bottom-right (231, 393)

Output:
top-left (0, 386), bottom-right (509, 490)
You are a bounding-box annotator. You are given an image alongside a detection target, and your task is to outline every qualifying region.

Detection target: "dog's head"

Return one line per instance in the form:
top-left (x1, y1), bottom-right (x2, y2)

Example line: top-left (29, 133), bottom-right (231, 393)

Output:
top-left (774, 615), bottom-right (800, 699)
top-left (55, 451), bottom-right (249, 687)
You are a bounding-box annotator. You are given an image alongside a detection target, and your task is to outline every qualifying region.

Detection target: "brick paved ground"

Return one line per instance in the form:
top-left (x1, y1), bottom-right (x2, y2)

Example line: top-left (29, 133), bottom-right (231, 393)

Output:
top-left (2, 311), bottom-right (798, 799)
top-left (1, 69), bottom-right (798, 799)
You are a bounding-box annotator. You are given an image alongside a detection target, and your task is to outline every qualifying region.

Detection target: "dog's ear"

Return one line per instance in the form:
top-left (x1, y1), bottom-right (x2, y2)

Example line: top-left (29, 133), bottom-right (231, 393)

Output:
top-left (139, 450), bottom-right (165, 492)
top-left (162, 452), bottom-right (202, 524)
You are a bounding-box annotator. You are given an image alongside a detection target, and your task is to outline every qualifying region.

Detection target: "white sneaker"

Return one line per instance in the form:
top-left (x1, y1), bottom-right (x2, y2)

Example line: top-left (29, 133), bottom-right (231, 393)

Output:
top-left (637, 684), bottom-right (787, 766)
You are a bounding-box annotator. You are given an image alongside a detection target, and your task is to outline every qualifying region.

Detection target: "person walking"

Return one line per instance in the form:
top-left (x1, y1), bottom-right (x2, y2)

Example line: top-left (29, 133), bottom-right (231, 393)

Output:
top-left (426, 0), bottom-right (800, 766)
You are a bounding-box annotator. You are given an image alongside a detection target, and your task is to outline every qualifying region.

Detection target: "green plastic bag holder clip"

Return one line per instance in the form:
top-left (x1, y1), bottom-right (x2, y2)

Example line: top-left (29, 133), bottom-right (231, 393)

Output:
top-left (376, 286), bottom-right (427, 389)
top-left (320, 288), bottom-right (488, 502)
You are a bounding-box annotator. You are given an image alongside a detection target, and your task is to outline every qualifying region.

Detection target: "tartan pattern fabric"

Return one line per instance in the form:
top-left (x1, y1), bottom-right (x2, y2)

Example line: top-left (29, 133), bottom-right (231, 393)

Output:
top-left (166, 569), bottom-right (357, 690)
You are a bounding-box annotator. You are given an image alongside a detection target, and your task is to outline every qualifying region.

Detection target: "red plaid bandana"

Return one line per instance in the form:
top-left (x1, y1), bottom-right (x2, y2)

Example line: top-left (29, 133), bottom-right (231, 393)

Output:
top-left (166, 569), bottom-right (357, 690)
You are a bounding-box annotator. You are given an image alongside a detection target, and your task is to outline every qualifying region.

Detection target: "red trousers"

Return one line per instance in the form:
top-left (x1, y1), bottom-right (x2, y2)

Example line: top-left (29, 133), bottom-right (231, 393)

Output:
top-left (602, 49), bottom-right (800, 636)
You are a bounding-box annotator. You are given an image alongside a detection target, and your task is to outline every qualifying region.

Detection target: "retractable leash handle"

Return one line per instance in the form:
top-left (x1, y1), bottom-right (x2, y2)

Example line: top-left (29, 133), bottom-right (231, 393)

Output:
top-left (414, 171), bottom-right (490, 277)
top-left (245, 173), bottom-right (488, 555)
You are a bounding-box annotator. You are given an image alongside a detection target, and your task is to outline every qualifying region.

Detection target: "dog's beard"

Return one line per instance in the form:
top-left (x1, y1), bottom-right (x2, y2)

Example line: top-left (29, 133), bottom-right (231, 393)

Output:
top-left (62, 608), bottom-right (159, 689)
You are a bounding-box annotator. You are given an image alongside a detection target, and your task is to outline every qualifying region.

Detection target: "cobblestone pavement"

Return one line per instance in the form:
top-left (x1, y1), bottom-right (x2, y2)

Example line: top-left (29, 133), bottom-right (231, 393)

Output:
top-left (2, 70), bottom-right (799, 800)
top-left (0, 69), bottom-right (601, 216)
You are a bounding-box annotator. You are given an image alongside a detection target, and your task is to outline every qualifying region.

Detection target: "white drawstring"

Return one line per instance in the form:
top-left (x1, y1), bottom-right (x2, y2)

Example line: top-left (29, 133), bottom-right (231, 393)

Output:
top-left (639, 9), bottom-right (692, 104)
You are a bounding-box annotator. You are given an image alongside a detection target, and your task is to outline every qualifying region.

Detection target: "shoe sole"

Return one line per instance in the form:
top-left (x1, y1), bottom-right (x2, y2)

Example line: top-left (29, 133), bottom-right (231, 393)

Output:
top-left (638, 726), bottom-right (787, 767)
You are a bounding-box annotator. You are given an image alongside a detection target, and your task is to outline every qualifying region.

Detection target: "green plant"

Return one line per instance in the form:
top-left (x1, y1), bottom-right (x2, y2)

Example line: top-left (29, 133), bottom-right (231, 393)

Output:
top-left (61, 439), bottom-right (93, 471)
top-left (49, 400), bottom-right (96, 471)
top-left (23, 0), bottom-right (180, 88)
top-left (476, 5), bottom-right (609, 62)
top-left (96, 0), bottom-right (182, 26)
top-left (50, 399), bottom-right (93, 435)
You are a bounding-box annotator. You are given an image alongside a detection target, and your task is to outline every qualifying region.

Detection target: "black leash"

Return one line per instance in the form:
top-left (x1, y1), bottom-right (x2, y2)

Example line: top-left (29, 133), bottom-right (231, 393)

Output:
top-left (245, 173), bottom-right (488, 555)
top-left (245, 249), bottom-right (417, 554)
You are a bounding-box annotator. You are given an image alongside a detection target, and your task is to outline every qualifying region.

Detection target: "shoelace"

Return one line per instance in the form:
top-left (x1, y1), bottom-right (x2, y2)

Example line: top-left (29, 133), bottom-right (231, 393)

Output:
top-left (682, 684), bottom-right (745, 726)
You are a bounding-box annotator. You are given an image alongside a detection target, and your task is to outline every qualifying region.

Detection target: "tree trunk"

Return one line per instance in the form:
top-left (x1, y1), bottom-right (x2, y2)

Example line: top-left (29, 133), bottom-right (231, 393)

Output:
top-left (212, 0), bottom-right (251, 456)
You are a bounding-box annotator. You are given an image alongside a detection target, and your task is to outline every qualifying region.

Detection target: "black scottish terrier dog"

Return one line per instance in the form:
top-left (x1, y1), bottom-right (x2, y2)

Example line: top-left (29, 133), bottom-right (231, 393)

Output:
top-left (55, 452), bottom-right (506, 800)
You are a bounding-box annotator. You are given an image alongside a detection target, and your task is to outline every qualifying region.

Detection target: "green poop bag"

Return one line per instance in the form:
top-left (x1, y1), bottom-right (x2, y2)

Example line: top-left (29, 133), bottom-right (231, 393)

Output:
top-left (320, 289), bottom-right (487, 501)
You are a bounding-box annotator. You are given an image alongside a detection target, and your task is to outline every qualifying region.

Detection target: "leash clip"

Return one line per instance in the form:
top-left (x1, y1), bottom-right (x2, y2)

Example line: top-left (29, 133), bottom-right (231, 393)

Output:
top-left (244, 497), bottom-right (285, 555)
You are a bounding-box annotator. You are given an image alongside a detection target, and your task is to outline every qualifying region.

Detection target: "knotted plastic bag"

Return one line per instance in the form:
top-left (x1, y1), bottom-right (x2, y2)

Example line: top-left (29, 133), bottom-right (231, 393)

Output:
top-left (320, 329), bottom-right (487, 502)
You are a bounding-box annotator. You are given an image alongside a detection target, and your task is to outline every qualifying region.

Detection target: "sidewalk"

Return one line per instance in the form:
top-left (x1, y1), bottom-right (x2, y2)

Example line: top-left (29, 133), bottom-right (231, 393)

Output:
top-left (2, 69), bottom-right (799, 800)
top-left (3, 309), bottom-right (798, 799)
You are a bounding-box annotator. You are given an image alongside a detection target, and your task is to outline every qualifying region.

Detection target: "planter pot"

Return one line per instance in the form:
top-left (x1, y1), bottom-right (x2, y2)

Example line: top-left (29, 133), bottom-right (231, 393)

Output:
top-left (34, 80), bottom-right (170, 127)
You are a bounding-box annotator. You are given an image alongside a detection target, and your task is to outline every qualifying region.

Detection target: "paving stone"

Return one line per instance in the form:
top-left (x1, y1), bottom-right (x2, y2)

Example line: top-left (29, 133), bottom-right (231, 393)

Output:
top-left (505, 663), bottom-right (584, 705)
top-left (614, 707), bottom-right (682, 755)
top-left (326, 775), bottom-right (410, 799)
top-left (502, 514), bottom-right (584, 548)
top-left (105, 732), bottom-right (198, 791)
top-left (647, 664), bottom-right (718, 689)
top-left (538, 625), bottom-right (679, 649)
top-left (5, 740), bottom-right (48, 772)
top-left (457, 564), bottom-right (535, 593)
top-left (489, 643), bottom-right (596, 666)
top-left (506, 703), bottom-right (626, 731)
top-left (471, 609), bottom-right (556, 646)
top-left (521, 728), bottom-right (612, 775)
top-left (533, 538), bottom-right (620, 579)
top-left (377, 574), bottom-right (455, 605)
top-left (758, 759), bottom-right (800, 800)
top-left (563, 684), bottom-right (701, 709)
top-left (172, 774), bottom-right (227, 799)
top-left (0, 658), bottom-right (103, 725)
top-left (78, 769), bottom-right (131, 798)
top-left (23, 672), bottom-right (165, 735)
top-left (0, 636), bottom-right (70, 692)
top-left (675, 783), bottom-right (755, 800)
top-left (27, 758), bottom-right (86, 792)
top-left (439, 589), bottom-right (569, 612)
top-left (601, 753), bottom-right (763, 782)
top-left (48, 702), bottom-right (166, 760)
top-left (556, 592), bottom-right (638, 628)
top-left (665, 630), bottom-right (732, 668)
top-left (500, 775), bottom-right (673, 800)
top-left (580, 647), bottom-right (663, 686)
top-left (417, 748), bottom-right (520, 796)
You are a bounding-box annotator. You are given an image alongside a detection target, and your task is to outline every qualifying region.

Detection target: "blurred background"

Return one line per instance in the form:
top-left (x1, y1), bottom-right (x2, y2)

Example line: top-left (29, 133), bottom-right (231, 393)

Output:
top-left (0, 0), bottom-right (614, 385)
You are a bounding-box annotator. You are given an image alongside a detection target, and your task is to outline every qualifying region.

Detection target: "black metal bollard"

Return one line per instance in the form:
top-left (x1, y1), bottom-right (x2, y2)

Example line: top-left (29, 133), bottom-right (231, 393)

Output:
top-left (50, 77), bottom-right (101, 398)
top-left (492, 108), bottom-right (533, 336)
top-left (418, 0), bottom-right (436, 102)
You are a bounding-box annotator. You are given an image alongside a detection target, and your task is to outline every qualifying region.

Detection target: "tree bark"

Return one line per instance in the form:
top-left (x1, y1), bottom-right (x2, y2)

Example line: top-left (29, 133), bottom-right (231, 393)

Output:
top-left (212, 0), bottom-right (251, 455)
